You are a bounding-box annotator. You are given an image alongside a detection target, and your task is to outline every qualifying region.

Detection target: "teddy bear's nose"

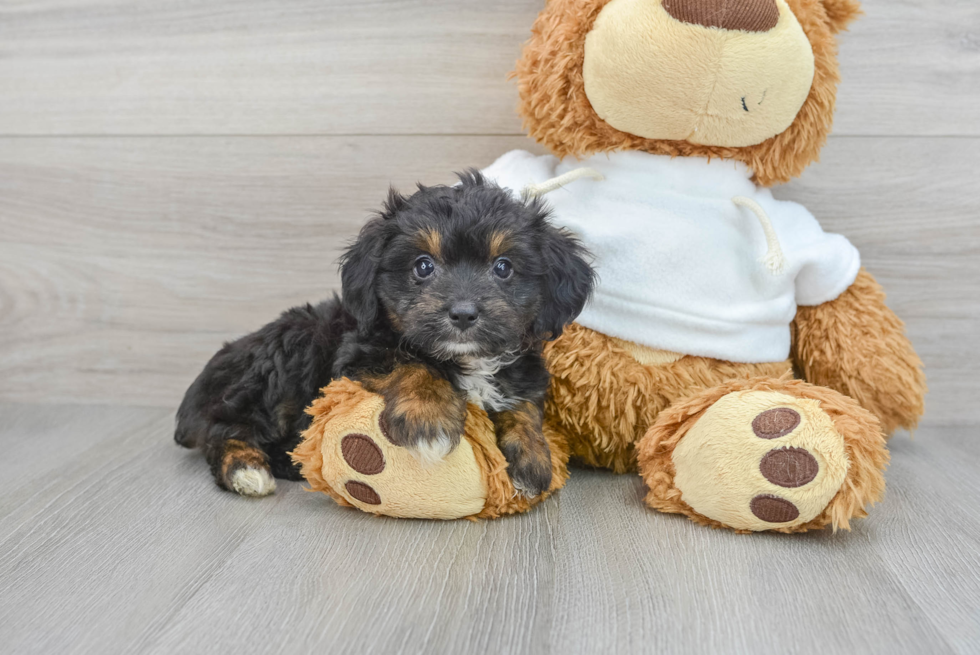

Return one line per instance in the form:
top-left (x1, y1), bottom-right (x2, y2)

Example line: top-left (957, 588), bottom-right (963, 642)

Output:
top-left (662, 0), bottom-right (780, 33)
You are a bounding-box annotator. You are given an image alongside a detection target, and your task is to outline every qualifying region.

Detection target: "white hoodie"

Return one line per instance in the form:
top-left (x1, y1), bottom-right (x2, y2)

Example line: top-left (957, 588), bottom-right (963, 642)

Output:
top-left (481, 149), bottom-right (860, 364)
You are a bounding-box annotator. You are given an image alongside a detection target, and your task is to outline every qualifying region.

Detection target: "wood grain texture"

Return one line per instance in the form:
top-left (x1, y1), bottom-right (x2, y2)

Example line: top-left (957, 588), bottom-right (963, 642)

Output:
top-left (834, 1), bottom-right (980, 137)
top-left (0, 0), bottom-right (977, 136)
top-left (0, 0), bottom-right (535, 136)
top-left (0, 403), bottom-right (976, 655)
top-left (1, 135), bottom-right (976, 425)
top-left (0, 135), bottom-right (538, 406)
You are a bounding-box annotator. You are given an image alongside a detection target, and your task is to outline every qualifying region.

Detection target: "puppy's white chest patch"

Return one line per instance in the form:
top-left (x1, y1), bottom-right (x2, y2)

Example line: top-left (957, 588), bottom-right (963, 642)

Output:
top-left (457, 356), bottom-right (513, 412)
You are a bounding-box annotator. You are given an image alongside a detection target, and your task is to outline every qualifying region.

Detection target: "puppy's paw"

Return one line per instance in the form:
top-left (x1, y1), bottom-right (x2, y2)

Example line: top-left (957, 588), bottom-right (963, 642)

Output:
top-left (501, 440), bottom-right (553, 498)
top-left (380, 403), bottom-right (464, 466)
top-left (365, 364), bottom-right (468, 465)
top-left (230, 466), bottom-right (277, 497)
top-left (493, 403), bottom-right (553, 498)
top-left (218, 440), bottom-right (276, 498)
top-left (410, 431), bottom-right (456, 467)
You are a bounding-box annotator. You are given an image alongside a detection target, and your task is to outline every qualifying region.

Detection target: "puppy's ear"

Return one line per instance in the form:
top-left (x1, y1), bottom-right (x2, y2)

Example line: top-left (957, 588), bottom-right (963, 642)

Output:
top-left (533, 210), bottom-right (596, 341)
top-left (455, 168), bottom-right (486, 188)
top-left (381, 186), bottom-right (408, 218)
top-left (340, 188), bottom-right (404, 332)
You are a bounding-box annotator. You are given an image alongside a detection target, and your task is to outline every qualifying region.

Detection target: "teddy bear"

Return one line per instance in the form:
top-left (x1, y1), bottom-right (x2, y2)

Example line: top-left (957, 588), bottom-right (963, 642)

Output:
top-left (292, 0), bottom-right (926, 533)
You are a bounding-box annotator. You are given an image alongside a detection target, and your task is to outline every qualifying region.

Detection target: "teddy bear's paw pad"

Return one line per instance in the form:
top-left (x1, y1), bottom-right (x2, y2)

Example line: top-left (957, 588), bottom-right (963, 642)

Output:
top-left (752, 408), bottom-right (801, 439)
top-left (749, 494), bottom-right (799, 523)
top-left (758, 446), bottom-right (818, 488)
top-left (341, 434), bottom-right (386, 475)
top-left (344, 480), bottom-right (382, 505)
top-left (318, 397), bottom-right (488, 519)
top-left (672, 391), bottom-right (849, 531)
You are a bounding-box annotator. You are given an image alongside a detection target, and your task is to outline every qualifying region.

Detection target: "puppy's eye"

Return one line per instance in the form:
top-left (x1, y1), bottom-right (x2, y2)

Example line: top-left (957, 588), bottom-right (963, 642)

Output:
top-left (413, 256), bottom-right (435, 279)
top-left (492, 258), bottom-right (513, 280)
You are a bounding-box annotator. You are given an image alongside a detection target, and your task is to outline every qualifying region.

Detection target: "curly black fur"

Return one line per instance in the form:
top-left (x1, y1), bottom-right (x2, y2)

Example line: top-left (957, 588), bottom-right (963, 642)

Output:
top-left (175, 172), bottom-right (595, 495)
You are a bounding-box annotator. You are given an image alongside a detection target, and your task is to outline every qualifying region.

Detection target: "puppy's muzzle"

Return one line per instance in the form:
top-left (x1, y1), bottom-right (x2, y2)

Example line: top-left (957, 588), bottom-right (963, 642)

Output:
top-left (448, 301), bottom-right (479, 332)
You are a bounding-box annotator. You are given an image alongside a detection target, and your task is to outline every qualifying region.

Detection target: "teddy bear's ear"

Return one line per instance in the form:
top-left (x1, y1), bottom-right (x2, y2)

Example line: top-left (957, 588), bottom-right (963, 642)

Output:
top-left (820, 0), bottom-right (862, 33)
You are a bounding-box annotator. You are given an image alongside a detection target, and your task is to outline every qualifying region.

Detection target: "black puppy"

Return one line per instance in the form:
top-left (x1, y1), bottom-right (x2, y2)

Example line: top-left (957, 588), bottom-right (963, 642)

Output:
top-left (175, 172), bottom-right (594, 498)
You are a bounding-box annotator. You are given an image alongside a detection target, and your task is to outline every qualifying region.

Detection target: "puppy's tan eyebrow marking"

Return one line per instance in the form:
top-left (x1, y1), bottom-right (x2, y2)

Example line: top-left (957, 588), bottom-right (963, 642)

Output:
top-left (489, 230), bottom-right (513, 259)
top-left (415, 228), bottom-right (442, 259)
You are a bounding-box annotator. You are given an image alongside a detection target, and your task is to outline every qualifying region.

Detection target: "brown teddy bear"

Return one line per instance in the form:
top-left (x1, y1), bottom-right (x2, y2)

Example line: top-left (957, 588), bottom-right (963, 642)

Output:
top-left (293, 0), bottom-right (926, 533)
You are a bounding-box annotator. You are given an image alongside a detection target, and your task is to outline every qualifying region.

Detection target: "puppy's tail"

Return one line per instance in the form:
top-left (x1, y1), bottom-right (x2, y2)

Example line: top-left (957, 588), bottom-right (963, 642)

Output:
top-left (174, 376), bottom-right (208, 449)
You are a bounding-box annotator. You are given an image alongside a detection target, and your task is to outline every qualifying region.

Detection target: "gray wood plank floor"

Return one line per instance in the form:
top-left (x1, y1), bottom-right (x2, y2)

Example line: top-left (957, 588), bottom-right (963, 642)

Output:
top-left (1, 0), bottom-right (979, 652)
top-left (0, 403), bottom-right (978, 655)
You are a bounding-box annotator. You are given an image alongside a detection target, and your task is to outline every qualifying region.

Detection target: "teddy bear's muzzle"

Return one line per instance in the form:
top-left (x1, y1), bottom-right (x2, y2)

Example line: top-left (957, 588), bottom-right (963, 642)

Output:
top-left (582, 0), bottom-right (815, 148)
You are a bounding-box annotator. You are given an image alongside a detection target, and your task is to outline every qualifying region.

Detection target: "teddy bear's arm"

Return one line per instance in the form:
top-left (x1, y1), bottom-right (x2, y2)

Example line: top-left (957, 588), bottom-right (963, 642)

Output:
top-left (791, 268), bottom-right (926, 436)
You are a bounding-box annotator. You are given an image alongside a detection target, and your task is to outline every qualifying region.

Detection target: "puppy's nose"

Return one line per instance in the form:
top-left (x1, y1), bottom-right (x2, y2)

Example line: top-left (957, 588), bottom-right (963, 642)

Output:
top-left (449, 302), bottom-right (479, 330)
top-left (663, 0), bottom-right (779, 33)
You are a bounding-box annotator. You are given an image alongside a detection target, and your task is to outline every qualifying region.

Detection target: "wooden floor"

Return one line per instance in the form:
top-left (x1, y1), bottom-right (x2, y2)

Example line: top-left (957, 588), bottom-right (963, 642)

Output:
top-left (0, 405), bottom-right (978, 654)
top-left (1, 0), bottom-right (979, 653)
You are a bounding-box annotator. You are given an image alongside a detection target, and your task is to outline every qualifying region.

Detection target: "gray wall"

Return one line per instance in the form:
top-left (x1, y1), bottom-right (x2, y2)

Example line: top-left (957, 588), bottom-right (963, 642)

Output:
top-left (0, 0), bottom-right (977, 425)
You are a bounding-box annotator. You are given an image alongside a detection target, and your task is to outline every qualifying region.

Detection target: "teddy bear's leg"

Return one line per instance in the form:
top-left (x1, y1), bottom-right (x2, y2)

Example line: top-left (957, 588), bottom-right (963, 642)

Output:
top-left (543, 323), bottom-right (794, 474)
top-left (637, 377), bottom-right (888, 533)
top-left (793, 268), bottom-right (926, 436)
top-left (291, 378), bottom-right (570, 520)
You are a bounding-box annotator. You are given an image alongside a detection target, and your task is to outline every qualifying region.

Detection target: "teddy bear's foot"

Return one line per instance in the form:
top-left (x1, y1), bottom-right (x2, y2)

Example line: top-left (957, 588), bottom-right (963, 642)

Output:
top-left (637, 377), bottom-right (888, 533)
top-left (291, 378), bottom-right (570, 520)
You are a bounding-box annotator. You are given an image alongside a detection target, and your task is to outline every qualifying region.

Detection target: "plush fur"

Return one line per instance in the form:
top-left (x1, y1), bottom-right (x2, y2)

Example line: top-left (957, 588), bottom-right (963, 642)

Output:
top-left (792, 268), bottom-right (927, 436)
top-left (819, 0), bottom-right (862, 33)
top-left (542, 270), bottom-right (927, 480)
top-left (176, 173), bottom-right (594, 497)
top-left (637, 376), bottom-right (887, 533)
top-left (513, 0), bottom-right (859, 186)
top-left (544, 323), bottom-right (792, 473)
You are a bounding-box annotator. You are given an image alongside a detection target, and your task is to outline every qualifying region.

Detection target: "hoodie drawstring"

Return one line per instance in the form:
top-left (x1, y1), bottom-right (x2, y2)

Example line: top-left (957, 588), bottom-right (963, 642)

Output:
top-left (522, 168), bottom-right (604, 198)
top-left (732, 196), bottom-right (787, 275)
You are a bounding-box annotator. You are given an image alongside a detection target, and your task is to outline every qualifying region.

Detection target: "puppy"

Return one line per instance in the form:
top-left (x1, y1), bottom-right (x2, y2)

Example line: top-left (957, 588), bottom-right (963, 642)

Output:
top-left (175, 171), bottom-right (595, 498)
